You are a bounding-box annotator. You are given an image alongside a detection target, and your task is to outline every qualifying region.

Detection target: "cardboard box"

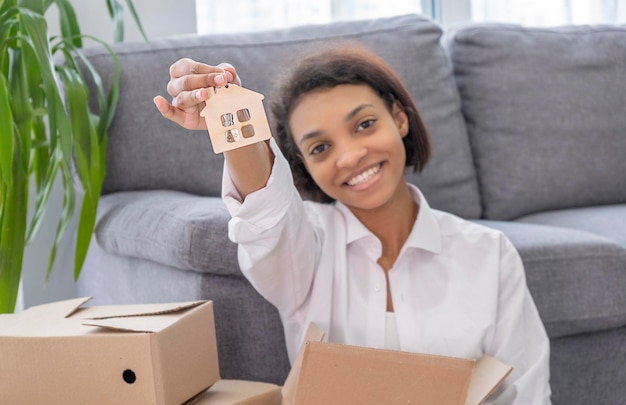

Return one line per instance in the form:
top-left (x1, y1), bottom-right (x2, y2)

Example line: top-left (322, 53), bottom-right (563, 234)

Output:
top-left (188, 380), bottom-right (281, 405)
top-left (0, 297), bottom-right (220, 405)
top-left (281, 324), bottom-right (512, 405)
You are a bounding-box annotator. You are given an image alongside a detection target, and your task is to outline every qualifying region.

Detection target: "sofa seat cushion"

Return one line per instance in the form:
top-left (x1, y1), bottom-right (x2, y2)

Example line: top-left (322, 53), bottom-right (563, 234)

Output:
top-left (517, 204), bottom-right (626, 248)
top-left (95, 190), bottom-right (240, 275)
top-left (84, 14), bottom-right (481, 218)
top-left (476, 220), bottom-right (626, 339)
top-left (449, 24), bottom-right (626, 220)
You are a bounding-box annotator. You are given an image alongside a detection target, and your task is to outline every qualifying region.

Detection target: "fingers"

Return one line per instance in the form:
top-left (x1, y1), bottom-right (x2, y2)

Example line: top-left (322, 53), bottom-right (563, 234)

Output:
top-left (153, 94), bottom-right (208, 131)
top-left (165, 58), bottom-right (241, 111)
top-left (167, 72), bottom-right (224, 102)
top-left (154, 58), bottom-right (241, 130)
top-left (217, 63), bottom-right (241, 86)
top-left (153, 95), bottom-right (182, 124)
top-left (168, 58), bottom-right (239, 95)
top-left (170, 86), bottom-right (209, 110)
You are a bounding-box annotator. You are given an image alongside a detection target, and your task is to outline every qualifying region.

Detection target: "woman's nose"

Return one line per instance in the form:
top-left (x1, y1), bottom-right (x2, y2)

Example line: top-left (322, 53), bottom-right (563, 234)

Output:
top-left (336, 145), bottom-right (367, 169)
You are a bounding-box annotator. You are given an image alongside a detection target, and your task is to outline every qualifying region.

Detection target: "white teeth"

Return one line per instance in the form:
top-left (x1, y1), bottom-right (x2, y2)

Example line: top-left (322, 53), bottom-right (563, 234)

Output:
top-left (346, 165), bottom-right (381, 186)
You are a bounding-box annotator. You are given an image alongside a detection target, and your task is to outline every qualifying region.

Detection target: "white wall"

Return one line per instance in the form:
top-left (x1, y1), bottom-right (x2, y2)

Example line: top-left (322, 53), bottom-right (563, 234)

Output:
top-left (19, 0), bottom-right (196, 311)
top-left (47, 0), bottom-right (197, 43)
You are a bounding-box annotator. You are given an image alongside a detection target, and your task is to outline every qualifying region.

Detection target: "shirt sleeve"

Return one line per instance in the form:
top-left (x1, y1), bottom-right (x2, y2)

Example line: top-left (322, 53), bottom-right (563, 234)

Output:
top-left (221, 138), bottom-right (320, 317)
top-left (484, 235), bottom-right (552, 404)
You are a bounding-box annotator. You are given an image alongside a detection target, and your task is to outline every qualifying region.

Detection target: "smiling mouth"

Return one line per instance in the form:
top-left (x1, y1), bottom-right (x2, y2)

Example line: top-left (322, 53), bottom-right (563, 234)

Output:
top-left (345, 164), bottom-right (382, 186)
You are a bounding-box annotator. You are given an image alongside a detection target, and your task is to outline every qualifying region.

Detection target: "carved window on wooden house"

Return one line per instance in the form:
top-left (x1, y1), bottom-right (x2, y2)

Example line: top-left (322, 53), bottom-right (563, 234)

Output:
top-left (221, 108), bottom-right (256, 143)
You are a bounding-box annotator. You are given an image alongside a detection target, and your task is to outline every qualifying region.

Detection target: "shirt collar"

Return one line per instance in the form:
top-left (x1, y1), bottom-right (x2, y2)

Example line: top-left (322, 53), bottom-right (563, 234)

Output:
top-left (335, 184), bottom-right (442, 254)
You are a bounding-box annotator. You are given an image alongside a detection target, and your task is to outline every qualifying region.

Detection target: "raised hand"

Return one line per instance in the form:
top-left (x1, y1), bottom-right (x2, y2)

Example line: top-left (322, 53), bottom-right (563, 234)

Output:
top-left (153, 58), bottom-right (241, 130)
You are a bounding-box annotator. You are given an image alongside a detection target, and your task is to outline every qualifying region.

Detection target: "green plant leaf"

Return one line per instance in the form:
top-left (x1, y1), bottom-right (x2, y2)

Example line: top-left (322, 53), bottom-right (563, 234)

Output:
top-left (0, 8), bottom-right (18, 50)
top-left (73, 180), bottom-right (96, 280)
top-left (53, 0), bottom-right (82, 48)
top-left (106, 0), bottom-right (124, 43)
top-left (0, 75), bottom-right (13, 188)
top-left (1, 0), bottom-right (145, 312)
top-left (0, 129), bottom-right (27, 314)
top-left (8, 48), bottom-right (32, 174)
top-left (17, 0), bottom-right (45, 14)
top-left (46, 164), bottom-right (74, 279)
top-left (19, 6), bottom-right (70, 157)
top-left (13, 19), bottom-right (66, 245)
top-left (124, 0), bottom-right (146, 41)
top-left (72, 36), bottom-right (120, 135)
top-left (1, 0), bottom-right (18, 14)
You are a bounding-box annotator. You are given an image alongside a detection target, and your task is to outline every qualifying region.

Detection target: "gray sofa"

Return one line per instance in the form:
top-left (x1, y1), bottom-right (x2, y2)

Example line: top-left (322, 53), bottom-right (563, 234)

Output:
top-left (77, 14), bottom-right (626, 404)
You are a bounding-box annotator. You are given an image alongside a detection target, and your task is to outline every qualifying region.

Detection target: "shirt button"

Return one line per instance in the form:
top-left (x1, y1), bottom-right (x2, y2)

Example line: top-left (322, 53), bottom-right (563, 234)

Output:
top-left (374, 284), bottom-right (381, 292)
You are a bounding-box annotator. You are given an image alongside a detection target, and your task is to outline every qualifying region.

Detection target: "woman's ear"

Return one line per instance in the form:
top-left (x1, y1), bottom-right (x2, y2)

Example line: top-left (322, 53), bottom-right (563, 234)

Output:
top-left (392, 101), bottom-right (409, 138)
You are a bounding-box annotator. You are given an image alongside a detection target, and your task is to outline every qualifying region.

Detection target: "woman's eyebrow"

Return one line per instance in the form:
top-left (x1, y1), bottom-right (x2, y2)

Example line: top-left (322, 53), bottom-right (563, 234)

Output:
top-left (345, 104), bottom-right (375, 122)
top-left (299, 130), bottom-right (323, 146)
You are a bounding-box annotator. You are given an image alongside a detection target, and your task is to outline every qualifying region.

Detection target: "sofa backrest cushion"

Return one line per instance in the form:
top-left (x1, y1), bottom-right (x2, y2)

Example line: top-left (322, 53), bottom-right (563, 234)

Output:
top-left (85, 14), bottom-right (481, 218)
top-left (448, 24), bottom-right (626, 220)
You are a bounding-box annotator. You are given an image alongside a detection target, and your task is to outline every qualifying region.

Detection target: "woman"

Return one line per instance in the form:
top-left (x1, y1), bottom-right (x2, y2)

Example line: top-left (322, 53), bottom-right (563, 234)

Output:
top-left (154, 44), bottom-right (551, 404)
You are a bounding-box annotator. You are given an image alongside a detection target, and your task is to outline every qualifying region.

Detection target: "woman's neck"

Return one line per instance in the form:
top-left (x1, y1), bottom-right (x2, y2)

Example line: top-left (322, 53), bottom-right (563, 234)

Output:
top-left (350, 184), bottom-right (419, 270)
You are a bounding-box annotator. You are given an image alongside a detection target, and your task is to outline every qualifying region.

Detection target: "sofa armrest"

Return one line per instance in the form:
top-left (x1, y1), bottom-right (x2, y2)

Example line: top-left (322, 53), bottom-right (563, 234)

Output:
top-left (95, 190), bottom-right (240, 276)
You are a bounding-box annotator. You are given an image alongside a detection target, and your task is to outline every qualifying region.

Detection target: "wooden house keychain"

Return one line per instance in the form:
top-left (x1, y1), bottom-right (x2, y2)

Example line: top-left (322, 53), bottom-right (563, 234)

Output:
top-left (200, 84), bottom-right (272, 154)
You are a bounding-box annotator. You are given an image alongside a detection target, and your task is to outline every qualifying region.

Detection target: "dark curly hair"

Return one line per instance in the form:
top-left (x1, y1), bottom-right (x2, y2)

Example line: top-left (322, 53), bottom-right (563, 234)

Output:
top-left (270, 43), bottom-right (431, 203)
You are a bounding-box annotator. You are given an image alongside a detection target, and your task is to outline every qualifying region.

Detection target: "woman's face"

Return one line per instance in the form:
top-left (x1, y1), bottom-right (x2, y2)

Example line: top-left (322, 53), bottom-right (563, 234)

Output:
top-left (289, 84), bottom-right (410, 213)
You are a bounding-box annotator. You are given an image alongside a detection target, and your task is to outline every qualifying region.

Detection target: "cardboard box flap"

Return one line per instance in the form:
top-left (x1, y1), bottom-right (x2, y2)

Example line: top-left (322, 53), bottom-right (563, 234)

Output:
top-left (74, 300), bottom-right (206, 320)
top-left (187, 380), bottom-right (281, 405)
top-left (465, 355), bottom-right (513, 405)
top-left (281, 323), bottom-right (325, 404)
top-left (82, 317), bottom-right (175, 333)
top-left (80, 301), bottom-right (209, 333)
top-left (28, 296), bottom-right (91, 319)
top-left (0, 297), bottom-right (93, 336)
top-left (291, 342), bottom-right (475, 405)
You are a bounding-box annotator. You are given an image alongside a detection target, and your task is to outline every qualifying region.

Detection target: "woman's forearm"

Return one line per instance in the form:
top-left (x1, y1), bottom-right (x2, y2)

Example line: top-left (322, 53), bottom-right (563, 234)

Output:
top-left (223, 140), bottom-right (275, 200)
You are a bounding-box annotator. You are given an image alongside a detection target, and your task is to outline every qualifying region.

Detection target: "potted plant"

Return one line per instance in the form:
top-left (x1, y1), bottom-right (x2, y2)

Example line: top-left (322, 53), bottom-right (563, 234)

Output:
top-left (0, 0), bottom-right (145, 313)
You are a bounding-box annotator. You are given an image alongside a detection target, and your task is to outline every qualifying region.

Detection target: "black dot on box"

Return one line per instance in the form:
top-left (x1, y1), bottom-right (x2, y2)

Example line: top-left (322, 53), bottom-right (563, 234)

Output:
top-left (123, 369), bottom-right (137, 384)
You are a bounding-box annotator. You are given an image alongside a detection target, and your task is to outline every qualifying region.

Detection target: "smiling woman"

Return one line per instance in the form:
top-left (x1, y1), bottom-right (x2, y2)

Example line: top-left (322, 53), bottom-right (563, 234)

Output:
top-left (288, 84), bottom-right (411, 216)
top-left (154, 40), bottom-right (552, 403)
top-left (271, 45), bottom-right (430, 204)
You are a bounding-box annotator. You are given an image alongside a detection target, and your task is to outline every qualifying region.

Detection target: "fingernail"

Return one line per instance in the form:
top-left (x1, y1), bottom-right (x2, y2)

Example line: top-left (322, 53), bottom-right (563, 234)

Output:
top-left (215, 74), bottom-right (225, 85)
top-left (195, 89), bottom-right (202, 99)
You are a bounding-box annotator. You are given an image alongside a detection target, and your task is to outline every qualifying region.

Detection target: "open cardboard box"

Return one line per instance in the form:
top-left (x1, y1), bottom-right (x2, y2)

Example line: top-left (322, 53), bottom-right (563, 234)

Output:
top-left (193, 323), bottom-right (511, 405)
top-left (279, 324), bottom-right (512, 405)
top-left (0, 297), bottom-right (220, 404)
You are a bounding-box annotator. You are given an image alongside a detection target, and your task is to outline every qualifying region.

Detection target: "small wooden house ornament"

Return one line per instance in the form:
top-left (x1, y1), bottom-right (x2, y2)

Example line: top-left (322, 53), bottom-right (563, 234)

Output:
top-left (200, 84), bottom-right (272, 154)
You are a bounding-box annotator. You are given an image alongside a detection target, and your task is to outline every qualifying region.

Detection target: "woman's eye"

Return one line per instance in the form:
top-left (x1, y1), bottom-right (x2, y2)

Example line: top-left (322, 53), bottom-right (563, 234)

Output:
top-left (357, 119), bottom-right (376, 131)
top-left (310, 144), bottom-right (330, 155)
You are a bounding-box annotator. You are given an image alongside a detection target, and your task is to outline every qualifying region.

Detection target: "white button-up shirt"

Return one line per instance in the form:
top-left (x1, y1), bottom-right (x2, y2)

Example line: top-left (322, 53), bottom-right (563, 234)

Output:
top-left (223, 140), bottom-right (551, 404)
